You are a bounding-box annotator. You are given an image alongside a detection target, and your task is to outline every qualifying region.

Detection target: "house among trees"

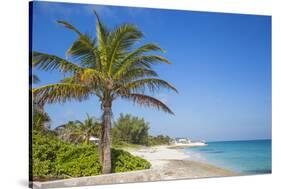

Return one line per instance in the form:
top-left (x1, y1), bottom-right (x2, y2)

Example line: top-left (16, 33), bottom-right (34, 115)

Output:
top-left (89, 136), bottom-right (100, 145)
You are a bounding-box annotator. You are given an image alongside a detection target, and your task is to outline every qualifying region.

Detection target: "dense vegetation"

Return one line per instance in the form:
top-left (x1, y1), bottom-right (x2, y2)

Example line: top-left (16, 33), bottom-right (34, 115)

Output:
top-left (32, 131), bottom-right (151, 181)
top-left (53, 113), bottom-right (172, 147)
top-left (32, 111), bottom-right (173, 181)
top-left (146, 135), bottom-right (171, 146)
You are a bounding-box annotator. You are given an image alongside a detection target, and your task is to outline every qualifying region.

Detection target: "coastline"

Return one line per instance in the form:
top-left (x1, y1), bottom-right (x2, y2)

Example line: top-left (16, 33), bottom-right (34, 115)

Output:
top-left (127, 145), bottom-right (237, 176)
top-left (33, 145), bottom-right (237, 189)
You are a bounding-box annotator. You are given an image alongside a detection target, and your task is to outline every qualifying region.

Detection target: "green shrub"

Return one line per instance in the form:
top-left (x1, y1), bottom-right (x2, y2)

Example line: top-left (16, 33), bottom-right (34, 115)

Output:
top-left (55, 145), bottom-right (102, 177)
top-left (32, 133), bottom-right (151, 181)
top-left (111, 149), bottom-right (151, 172)
top-left (32, 132), bottom-right (63, 178)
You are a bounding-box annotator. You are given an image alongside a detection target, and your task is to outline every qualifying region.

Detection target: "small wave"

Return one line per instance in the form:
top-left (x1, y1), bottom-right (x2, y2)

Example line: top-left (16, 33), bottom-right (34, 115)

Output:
top-left (199, 149), bottom-right (213, 152)
top-left (207, 150), bottom-right (224, 154)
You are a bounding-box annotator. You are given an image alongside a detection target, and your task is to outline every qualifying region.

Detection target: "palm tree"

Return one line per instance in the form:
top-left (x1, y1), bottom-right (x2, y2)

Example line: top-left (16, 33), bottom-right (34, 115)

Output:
top-left (55, 121), bottom-right (81, 144)
top-left (32, 108), bottom-right (51, 133)
top-left (32, 11), bottom-right (178, 173)
top-left (55, 115), bottom-right (101, 144)
top-left (75, 114), bottom-right (101, 145)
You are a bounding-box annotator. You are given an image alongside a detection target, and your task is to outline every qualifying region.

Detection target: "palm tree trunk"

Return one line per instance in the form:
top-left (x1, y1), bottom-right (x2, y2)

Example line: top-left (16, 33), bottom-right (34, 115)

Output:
top-left (99, 101), bottom-right (112, 174)
top-left (86, 133), bottom-right (90, 145)
top-left (85, 135), bottom-right (89, 145)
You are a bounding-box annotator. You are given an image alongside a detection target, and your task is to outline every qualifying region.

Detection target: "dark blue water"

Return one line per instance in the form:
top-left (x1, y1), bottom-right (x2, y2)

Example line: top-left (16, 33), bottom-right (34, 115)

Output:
top-left (183, 140), bottom-right (272, 174)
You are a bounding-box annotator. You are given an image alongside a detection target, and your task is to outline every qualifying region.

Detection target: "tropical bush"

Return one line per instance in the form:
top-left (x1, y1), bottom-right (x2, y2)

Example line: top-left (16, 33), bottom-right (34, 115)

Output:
top-left (111, 114), bottom-right (172, 147)
top-left (55, 145), bottom-right (102, 177)
top-left (32, 132), bottom-right (150, 181)
top-left (111, 149), bottom-right (151, 172)
top-left (112, 114), bottom-right (149, 145)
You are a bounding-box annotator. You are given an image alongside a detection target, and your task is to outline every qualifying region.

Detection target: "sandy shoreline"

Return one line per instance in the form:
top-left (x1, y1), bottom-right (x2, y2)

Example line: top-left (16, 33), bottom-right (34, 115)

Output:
top-left (33, 145), bottom-right (237, 188)
top-left (127, 145), bottom-right (236, 177)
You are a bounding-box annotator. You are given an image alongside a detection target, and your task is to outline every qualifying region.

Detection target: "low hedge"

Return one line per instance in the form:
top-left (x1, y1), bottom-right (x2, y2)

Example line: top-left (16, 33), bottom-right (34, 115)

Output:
top-left (32, 133), bottom-right (151, 181)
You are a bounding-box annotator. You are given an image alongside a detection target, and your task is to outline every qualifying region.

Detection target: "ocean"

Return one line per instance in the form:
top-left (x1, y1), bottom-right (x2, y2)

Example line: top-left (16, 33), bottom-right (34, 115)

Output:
top-left (183, 139), bottom-right (272, 174)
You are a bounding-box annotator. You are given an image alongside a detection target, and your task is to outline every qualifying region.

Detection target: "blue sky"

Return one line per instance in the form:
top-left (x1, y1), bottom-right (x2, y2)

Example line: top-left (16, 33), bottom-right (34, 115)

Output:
top-left (31, 2), bottom-right (271, 141)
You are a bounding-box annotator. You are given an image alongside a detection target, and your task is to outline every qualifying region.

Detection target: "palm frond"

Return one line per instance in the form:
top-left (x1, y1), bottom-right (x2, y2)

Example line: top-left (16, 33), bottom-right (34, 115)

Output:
top-left (66, 35), bottom-right (101, 68)
top-left (121, 68), bottom-right (158, 81)
top-left (121, 93), bottom-right (174, 114)
top-left (107, 24), bottom-right (143, 73)
top-left (58, 20), bottom-right (102, 69)
top-left (32, 52), bottom-right (84, 73)
top-left (60, 77), bottom-right (76, 84)
top-left (66, 34), bottom-right (95, 56)
top-left (80, 68), bottom-right (106, 81)
top-left (31, 74), bottom-right (40, 84)
top-left (114, 44), bottom-right (169, 79)
top-left (57, 20), bottom-right (82, 36)
top-left (60, 69), bottom-right (105, 84)
top-left (32, 83), bottom-right (91, 104)
top-left (59, 71), bottom-right (104, 99)
top-left (94, 10), bottom-right (108, 68)
top-left (125, 78), bottom-right (178, 93)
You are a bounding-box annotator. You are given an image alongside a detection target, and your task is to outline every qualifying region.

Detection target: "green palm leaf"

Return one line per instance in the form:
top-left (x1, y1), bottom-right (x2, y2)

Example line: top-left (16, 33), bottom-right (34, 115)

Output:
top-left (106, 24), bottom-right (143, 73)
top-left (57, 20), bottom-right (83, 36)
top-left (58, 20), bottom-right (102, 69)
top-left (113, 44), bottom-right (170, 79)
top-left (32, 83), bottom-right (91, 104)
top-left (66, 36), bottom-right (99, 68)
top-left (93, 11), bottom-right (108, 68)
top-left (125, 78), bottom-right (178, 93)
top-left (32, 52), bottom-right (84, 73)
top-left (121, 68), bottom-right (158, 81)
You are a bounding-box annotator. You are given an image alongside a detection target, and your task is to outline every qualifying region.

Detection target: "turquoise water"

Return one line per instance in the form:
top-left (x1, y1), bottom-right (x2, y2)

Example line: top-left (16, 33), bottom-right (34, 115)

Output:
top-left (183, 140), bottom-right (272, 174)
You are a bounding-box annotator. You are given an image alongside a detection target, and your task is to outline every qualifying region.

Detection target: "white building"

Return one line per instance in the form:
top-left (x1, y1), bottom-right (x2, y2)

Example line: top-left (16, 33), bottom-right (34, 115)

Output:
top-left (170, 137), bottom-right (207, 146)
top-left (89, 136), bottom-right (100, 145)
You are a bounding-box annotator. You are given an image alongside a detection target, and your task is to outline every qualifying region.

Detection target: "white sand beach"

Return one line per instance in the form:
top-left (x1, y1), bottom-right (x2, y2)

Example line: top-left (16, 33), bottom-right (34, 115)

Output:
top-left (33, 145), bottom-right (237, 189)
top-left (127, 145), bottom-right (236, 178)
top-left (127, 145), bottom-right (189, 164)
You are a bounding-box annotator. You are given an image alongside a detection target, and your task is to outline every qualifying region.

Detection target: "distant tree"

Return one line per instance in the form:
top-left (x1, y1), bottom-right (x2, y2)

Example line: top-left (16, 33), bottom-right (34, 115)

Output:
top-left (146, 135), bottom-right (172, 146)
top-left (112, 114), bottom-right (149, 145)
top-left (55, 121), bottom-right (80, 144)
top-left (55, 114), bottom-right (101, 145)
top-left (75, 114), bottom-right (102, 145)
top-left (32, 108), bottom-right (51, 134)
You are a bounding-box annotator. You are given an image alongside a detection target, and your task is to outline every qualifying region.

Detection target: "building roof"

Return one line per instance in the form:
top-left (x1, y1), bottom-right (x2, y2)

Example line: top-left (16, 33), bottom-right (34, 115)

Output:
top-left (89, 136), bottom-right (100, 141)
